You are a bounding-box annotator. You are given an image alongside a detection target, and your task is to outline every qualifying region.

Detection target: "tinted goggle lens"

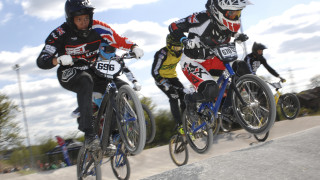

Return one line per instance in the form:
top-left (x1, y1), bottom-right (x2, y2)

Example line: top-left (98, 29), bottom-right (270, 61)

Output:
top-left (225, 10), bottom-right (241, 20)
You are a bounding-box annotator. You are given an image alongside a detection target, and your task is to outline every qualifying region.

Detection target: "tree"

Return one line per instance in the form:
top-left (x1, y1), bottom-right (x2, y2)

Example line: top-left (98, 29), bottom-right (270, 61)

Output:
top-left (309, 74), bottom-right (320, 89)
top-left (0, 93), bottom-right (23, 151)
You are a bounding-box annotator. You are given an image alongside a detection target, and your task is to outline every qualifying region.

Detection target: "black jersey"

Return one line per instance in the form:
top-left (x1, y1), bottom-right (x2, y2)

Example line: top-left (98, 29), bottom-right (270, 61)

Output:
top-left (244, 53), bottom-right (279, 77)
top-left (37, 20), bottom-right (134, 70)
top-left (169, 10), bottom-right (236, 60)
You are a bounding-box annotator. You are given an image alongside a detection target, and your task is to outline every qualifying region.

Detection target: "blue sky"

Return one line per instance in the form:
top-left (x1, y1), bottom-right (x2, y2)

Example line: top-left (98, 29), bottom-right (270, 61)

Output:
top-left (0, 0), bottom-right (319, 145)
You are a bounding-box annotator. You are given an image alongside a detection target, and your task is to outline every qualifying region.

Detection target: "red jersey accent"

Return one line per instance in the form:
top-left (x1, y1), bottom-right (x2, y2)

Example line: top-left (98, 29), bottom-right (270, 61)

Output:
top-left (199, 57), bottom-right (226, 71)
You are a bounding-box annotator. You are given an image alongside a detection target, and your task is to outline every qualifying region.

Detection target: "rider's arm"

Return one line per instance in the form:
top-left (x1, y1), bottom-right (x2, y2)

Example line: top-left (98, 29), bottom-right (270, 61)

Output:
top-left (169, 11), bottom-right (207, 42)
top-left (92, 20), bottom-right (135, 51)
top-left (123, 65), bottom-right (137, 83)
top-left (151, 48), bottom-right (167, 82)
top-left (260, 56), bottom-right (280, 77)
top-left (36, 24), bottom-right (66, 69)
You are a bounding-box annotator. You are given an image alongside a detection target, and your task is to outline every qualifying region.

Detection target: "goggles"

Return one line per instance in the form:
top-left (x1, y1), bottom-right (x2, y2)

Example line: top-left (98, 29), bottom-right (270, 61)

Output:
top-left (99, 43), bottom-right (116, 60)
top-left (224, 10), bottom-right (241, 20)
top-left (170, 45), bottom-right (183, 52)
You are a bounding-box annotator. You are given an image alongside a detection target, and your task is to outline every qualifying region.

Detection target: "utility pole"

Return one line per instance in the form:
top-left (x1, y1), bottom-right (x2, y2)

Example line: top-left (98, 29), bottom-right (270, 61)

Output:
top-left (12, 64), bottom-right (34, 169)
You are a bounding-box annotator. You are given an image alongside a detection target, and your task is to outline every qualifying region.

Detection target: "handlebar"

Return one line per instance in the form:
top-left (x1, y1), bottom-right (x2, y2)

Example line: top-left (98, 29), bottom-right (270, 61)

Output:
top-left (72, 51), bottom-right (136, 63)
top-left (266, 80), bottom-right (284, 89)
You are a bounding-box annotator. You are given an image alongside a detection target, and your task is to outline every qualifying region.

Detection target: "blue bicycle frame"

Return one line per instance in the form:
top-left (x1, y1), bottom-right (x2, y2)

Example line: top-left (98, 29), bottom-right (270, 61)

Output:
top-left (196, 63), bottom-right (237, 130)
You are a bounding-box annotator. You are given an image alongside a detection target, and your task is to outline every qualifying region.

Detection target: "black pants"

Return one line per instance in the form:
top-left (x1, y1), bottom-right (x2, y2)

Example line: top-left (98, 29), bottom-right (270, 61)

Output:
top-left (156, 78), bottom-right (186, 125)
top-left (57, 66), bottom-right (128, 134)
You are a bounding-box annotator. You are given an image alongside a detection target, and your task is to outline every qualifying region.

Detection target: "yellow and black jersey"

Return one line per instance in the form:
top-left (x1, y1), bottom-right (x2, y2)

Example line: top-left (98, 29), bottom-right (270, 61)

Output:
top-left (152, 47), bottom-right (182, 82)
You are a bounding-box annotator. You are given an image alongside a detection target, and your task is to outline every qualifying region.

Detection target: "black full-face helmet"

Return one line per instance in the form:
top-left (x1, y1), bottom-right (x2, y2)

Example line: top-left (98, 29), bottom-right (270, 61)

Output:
top-left (252, 42), bottom-right (267, 56)
top-left (65, 0), bottom-right (94, 38)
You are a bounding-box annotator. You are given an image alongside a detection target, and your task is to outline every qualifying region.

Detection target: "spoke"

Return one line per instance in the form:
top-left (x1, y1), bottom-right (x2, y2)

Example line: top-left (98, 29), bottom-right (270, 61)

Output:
top-left (243, 82), bottom-right (255, 102)
top-left (250, 108), bottom-right (263, 127)
top-left (259, 105), bottom-right (270, 114)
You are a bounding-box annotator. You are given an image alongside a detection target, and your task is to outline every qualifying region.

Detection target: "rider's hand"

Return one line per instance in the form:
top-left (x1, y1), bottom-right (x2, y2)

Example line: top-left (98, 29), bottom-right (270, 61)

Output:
top-left (160, 79), bottom-right (170, 91)
top-left (181, 37), bottom-right (201, 49)
top-left (132, 46), bottom-right (144, 59)
top-left (57, 55), bottom-right (74, 66)
top-left (133, 81), bottom-right (141, 91)
top-left (279, 76), bottom-right (286, 83)
top-left (234, 33), bottom-right (249, 43)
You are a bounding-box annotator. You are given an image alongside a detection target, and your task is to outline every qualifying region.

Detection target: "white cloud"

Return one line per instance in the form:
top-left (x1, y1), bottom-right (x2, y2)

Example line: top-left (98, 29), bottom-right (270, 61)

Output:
top-left (21, 0), bottom-right (65, 21)
top-left (163, 18), bottom-right (179, 26)
top-left (0, 1), bottom-right (3, 11)
top-left (1, 13), bottom-right (13, 25)
top-left (93, 0), bottom-right (159, 12)
top-left (19, 0), bottom-right (159, 21)
top-left (110, 20), bottom-right (168, 53)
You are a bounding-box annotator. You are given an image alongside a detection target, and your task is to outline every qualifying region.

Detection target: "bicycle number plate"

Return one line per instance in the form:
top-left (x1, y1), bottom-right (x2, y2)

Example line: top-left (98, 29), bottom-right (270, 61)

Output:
top-left (94, 60), bottom-right (122, 76)
top-left (214, 43), bottom-right (237, 62)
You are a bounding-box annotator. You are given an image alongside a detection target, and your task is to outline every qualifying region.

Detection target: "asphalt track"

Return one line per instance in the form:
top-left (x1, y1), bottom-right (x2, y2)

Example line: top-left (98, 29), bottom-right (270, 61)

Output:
top-left (2, 115), bottom-right (320, 180)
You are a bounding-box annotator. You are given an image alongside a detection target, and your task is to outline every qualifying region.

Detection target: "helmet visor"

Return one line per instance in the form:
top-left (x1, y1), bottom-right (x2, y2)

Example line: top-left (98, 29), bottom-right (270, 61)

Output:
top-left (224, 10), bottom-right (241, 20)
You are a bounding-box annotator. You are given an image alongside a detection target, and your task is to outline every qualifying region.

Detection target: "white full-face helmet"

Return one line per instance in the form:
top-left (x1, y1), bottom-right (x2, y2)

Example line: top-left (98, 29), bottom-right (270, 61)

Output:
top-left (205, 0), bottom-right (252, 32)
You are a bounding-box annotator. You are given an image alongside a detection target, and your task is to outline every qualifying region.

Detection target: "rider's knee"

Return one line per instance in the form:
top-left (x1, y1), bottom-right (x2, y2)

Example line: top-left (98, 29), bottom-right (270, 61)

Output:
top-left (198, 81), bottom-right (219, 101)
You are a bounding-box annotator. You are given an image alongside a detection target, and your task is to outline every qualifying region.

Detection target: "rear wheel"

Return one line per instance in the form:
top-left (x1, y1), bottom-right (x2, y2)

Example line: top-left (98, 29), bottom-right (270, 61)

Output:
top-left (280, 93), bottom-right (300, 120)
top-left (232, 74), bottom-right (276, 135)
top-left (77, 146), bottom-right (102, 180)
top-left (182, 108), bottom-right (213, 154)
top-left (111, 149), bottom-right (130, 180)
top-left (142, 104), bottom-right (156, 144)
top-left (169, 134), bottom-right (189, 166)
top-left (116, 85), bottom-right (146, 155)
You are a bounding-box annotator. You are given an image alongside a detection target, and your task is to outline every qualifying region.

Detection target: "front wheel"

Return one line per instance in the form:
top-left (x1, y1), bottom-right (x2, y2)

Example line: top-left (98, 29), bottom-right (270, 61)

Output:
top-left (169, 134), bottom-right (189, 166)
top-left (77, 146), bottom-right (102, 180)
top-left (111, 149), bottom-right (130, 180)
top-left (116, 85), bottom-right (146, 155)
top-left (232, 74), bottom-right (276, 135)
top-left (280, 93), bottom-right (300, 120)
top-left (219, 114), bottom-right (232, 132)
top-left (142, 104), bottom-right (156, 144)
top-left (254, 131), bottom-right (269, 142)
top-left (182, 107), bottom-right (213, 154)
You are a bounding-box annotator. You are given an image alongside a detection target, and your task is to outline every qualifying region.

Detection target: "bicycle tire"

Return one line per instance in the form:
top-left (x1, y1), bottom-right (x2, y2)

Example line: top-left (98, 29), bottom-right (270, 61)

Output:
top-left (181, 108), bottom-right (213, 154)
top-left (254, 131), bottom-right (269, 142)
top-left (77, 146), bottom-right (102, 180)
top-left (219, 115), bottom-right (232, 132)
top-left (142, 103), bottom-right (156, 144)
top-left (98, 94), bottom-right (113, 152)
top-left (111, 149), bottom-right (130, 180)
top-left (280, 93), bottom-right (300, 120)
top-left (232, 74), bottom-right (276, 135)
top-left (169, 134), bottom-right (189, 166)
top-left (116, 85), bottom-right (146, 155)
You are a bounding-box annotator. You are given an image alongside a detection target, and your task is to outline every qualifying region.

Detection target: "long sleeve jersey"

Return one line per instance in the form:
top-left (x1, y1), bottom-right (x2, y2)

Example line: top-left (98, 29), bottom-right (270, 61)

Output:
top-left (37, 20), bottom-right (135, 70)
top-left (152, 47), bottom-right (181, 82)
top-left (169, 10), bottom-right (236, 60)
top-left (244, 53), bottom-right (279, 77)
